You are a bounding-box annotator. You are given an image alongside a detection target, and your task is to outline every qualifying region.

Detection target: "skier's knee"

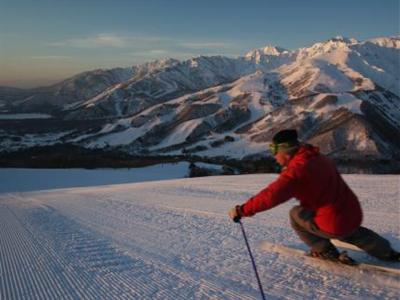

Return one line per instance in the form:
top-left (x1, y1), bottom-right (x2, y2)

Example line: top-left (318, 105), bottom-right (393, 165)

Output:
top-left (289, 206), bottom-right (302, 228)
top-left (289, 206), bottom-right (302, 221)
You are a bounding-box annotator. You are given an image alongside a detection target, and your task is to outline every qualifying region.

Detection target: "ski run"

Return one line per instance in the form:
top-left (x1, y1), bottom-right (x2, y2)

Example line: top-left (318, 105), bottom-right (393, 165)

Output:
top-left (0, 170), bottom-right (399, 299)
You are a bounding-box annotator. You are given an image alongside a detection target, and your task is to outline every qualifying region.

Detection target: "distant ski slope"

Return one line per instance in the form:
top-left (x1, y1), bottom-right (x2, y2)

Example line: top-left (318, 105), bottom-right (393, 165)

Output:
top-left (0, 173), bottom-right (399, 299)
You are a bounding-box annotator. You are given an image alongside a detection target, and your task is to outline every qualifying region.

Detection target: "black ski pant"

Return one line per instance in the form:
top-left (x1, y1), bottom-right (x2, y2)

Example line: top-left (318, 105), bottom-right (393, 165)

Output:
top-left (289, 205), bottom-right (394, 260)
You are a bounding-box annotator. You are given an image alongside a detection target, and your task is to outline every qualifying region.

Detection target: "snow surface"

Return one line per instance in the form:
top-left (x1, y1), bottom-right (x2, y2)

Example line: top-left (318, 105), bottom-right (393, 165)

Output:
top-left (0, 170), bottom-right (399, 299)
top-left (156, 119), bottom-right (204, 149)
top-left (0, 113), bottom-right (52, 119)
top-left (88, 127), bottom-right (145, 147)
top-left (310, 93), bottom-right (363, 117)
top-left (0, 163), bottom-right (189, 193)
top-left (194, 162), bottom-right (224, 171)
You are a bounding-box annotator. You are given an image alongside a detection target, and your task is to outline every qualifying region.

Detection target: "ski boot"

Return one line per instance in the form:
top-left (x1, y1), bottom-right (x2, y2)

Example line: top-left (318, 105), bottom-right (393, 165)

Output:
top-left (307, 249), bottom-right (358, 266)
top-left (385, 250), bottom-right (400, 262)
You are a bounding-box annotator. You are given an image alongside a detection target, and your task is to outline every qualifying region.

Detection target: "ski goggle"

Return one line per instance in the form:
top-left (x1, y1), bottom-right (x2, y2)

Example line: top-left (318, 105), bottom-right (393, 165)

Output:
top-left (268, 142), bottom-right (294, 155)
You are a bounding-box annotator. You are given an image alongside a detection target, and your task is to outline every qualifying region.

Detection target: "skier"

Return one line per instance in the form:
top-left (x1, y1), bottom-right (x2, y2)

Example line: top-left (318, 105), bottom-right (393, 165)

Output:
top-left (229, 129), bottom-right (400, 264)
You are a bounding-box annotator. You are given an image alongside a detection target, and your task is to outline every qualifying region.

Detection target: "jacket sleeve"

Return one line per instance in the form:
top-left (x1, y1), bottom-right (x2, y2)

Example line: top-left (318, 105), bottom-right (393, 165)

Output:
top-left (240, 169), bottom-right (299, 217)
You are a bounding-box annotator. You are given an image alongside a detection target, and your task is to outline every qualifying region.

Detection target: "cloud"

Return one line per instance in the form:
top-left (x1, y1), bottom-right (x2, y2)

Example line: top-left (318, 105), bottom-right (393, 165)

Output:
top-left (147, 49), bottom-right (167, 55)
top-left (90, 33), bottom-right (127, 47)
top-left (46, 32), bottom-right (242, 63)
top-left (49, 33), bottom-right (236, 51)
top-left (180, 42), bottom-right (233, 49)
top-left (48, 33), bottom-right (128, 48)
top-left (29, 55), bottom-right (72, 60)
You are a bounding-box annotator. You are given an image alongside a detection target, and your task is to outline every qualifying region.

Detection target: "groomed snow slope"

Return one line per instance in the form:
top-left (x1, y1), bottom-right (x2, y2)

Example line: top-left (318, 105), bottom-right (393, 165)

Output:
top-left (0, 173), bottom-right (399, 299)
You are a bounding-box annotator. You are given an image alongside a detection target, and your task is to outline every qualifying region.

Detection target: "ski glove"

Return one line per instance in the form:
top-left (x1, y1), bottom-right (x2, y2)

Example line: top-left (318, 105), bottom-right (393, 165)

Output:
top-left (229, 205), bottom-right (243, 223)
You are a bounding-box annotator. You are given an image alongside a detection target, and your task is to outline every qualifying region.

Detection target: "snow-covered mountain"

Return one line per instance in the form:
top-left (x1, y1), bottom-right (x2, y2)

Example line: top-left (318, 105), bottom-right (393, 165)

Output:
top-left (1, 36), bottom-right (399, 169)
top-left (62, 56), bottom-right (256, 119)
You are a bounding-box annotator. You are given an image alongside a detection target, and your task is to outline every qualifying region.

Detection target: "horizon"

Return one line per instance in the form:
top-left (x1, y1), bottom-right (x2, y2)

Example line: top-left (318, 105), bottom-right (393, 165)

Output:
top-left (1, 0), bottom-right (398, 88)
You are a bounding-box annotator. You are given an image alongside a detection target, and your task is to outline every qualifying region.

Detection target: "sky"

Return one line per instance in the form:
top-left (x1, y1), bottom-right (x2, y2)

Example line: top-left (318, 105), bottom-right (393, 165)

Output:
top-left (0, 0), bottom-right (398, 88)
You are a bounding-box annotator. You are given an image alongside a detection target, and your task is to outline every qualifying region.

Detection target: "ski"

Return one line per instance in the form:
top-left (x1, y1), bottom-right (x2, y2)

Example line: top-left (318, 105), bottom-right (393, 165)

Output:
top-left (332, 239), bottom-right (364, 252)
top-left (258, 241), bottom-right (400, 276)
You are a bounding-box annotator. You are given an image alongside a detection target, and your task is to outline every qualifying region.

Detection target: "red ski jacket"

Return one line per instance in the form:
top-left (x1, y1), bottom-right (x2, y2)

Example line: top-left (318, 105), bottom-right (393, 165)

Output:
top-left (240, 145), bottom-right (362, 236)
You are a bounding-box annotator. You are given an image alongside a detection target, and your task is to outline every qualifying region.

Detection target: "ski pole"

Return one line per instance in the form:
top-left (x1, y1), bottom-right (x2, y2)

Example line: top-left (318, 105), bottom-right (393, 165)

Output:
top-left (234, 217), bottom-right (266, 300)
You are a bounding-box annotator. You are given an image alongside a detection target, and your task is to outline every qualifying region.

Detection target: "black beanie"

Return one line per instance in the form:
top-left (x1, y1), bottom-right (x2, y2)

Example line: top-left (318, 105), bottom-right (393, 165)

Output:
top-left (272, 129), bottom-right (299, 145)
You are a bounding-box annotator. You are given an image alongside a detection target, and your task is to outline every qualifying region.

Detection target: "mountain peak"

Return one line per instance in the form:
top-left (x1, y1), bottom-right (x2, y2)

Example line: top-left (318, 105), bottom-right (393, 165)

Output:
top-left (261, 45), bottom-right (289, 56)
top-left (245, 45), bottom-right (289, 58)
top-left (297, 36), bottom-right (358, 59)
top-left (365, 36), bottom-right (400, 48)
top-left (327, 36), bottom-right (358, 44)
top-left (138, 58), bottom-right (180, 70)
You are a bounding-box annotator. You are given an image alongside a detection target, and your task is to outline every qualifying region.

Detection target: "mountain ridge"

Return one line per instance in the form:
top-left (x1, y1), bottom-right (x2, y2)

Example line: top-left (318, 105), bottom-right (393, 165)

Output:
top-left (1, 35), bottom-right (399, 172)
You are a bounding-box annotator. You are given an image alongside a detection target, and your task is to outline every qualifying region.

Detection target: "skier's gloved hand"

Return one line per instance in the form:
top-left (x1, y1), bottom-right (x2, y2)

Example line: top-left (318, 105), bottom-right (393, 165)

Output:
top-left (228, 205), bottom-right (243, 223)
